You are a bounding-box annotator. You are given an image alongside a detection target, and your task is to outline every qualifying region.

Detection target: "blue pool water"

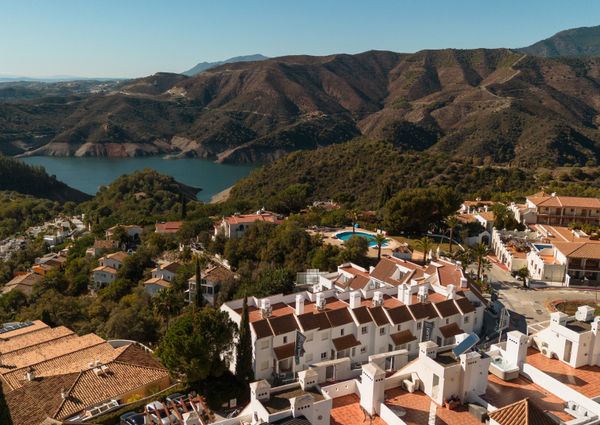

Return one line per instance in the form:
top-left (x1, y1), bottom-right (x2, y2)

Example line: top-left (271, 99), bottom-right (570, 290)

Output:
top-left (533, 244), bottom-right (553, 251)
top-left (336, 231), bottom-right (388, 248)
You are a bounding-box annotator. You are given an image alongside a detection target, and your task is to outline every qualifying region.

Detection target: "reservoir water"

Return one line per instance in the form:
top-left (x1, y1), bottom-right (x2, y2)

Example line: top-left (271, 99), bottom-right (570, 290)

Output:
top-left (20, 157), bottom-right (257, 202)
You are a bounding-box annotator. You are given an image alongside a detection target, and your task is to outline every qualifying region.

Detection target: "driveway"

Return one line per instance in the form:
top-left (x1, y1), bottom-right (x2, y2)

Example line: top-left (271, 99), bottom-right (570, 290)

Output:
top-left (482, 262), bottom-right (600, 326)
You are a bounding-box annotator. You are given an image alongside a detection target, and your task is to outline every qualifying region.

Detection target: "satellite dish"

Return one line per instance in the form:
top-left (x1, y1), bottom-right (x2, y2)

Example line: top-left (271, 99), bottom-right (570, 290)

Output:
top-left (452, 333), bottom-right (480, 358)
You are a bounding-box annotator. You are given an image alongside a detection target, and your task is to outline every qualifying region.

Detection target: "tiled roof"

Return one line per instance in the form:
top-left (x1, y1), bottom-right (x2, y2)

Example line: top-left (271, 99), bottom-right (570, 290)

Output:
top-left (155, 221), bottom-right (183, 233)
top-left (202, 265), bottom-right (235, 282)
top-left (106, 251), bottom-right (128, 263)
top-left (488, 398), bottom-right (556, 425)
top-left (273, 342), bottom-right (295, 360)
top-left (223, 213), bottom-right (282, 225)
top-left (390, 330), bottom-right (416, 346)
top-left (92, 239), bottom-right (118, 249)
top-left (454, 297), bottom-right (476, 314)
top-left (92, 265), bottom-right (118, 274)
top-left (351, 306), bottom-right (373, 325)
top-left (527, 194), bottom-right (600, 209)
top-left (439, 322), bottom-right (464, 339)
top-left (0, 326), bottom-right (74, 355)
top-left (53, 361), bottom-right (169, 420)
top-left (332, 334), bottom-right (361, 352)
top-left (325, 308), bottom-right (354, 327)
top-left (342, 275), bottom-right (371, 291)
top-left (144, 277), bottom-right (171, 288)
top-left (0, 333), bottom-right (105, 375)
top-left (268, 314), bottom-right (298, 336)
top-left (553, 241), bottom-right (600, 260)
top-left (433, 299), bottom-right (460, 318)
top-left (368, 306), bottom-right (390, 327)
top-left (477, 211), bottom-right (495, 222)
top-left (251, 319), bottom-right (274, 339)
top-left (370, 258), bottom-right (402, 286)
top-left (407, 303), bottom-right (437, 320)
top-left (386, 306), bottom-right (413, 324)
top-left (0, 321), bottom-right (48, 340)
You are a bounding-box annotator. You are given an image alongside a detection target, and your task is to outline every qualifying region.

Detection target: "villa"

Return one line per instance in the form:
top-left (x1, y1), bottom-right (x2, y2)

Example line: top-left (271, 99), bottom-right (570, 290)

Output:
top-left (214, 211), bottom-right (283, 239)
top-left (1, 271), bottom-right (43, 296)
top-left (521, 192), bottom-right (600, 226)
top-left (91, 251), bottom-right (128, 289)
top-left (186, 263), bottom-right (235, 305)
top-left (155, 221), bottom-right (183, 234)
top-left (105, 224), bottom-right (143, 240)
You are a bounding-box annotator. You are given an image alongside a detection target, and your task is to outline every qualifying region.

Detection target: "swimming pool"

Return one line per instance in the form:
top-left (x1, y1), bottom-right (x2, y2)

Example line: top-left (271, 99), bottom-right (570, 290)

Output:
top-left (533, 244), bottom-right (553, 251)
top-left (335, 231), bottom-right (388, 248)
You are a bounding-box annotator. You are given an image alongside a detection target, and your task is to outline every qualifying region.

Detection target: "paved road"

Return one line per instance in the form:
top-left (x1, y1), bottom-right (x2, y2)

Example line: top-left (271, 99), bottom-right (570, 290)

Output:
top-left (482, 262), bottom-right (600, 326)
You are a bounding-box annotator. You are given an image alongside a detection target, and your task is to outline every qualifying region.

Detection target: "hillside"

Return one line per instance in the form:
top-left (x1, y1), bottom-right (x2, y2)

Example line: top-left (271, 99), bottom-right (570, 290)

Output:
top-left (2, 48), bottom-right (600, 166)
top-left (0, 156), bottom-right (90, 202)
top-left (519, 25), bottom-right (600, 57)
top-left (182, 54), bottom-right (268, 76)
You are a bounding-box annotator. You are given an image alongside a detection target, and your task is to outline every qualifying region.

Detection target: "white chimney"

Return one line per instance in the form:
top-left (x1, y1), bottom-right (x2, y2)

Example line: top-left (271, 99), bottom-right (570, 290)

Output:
top-left (372, 291), bottom-right (383, 307)
top-left (399, 283), bottom-right (412, 305)
top-left (316, 293), bottom-right (326, 311)
top-left (551, 192), bottom-right (556, 197)
top-left (460, 277), bottom-right (468, 288)
top-left (61, 388), bottom-right (67, 400)
top-left (25, 370), bottom-right (35, 381)
top-left (576, 305), bottom-right (595, 322)
top-left (417, 286), bottom-right (428, 303)
top-left (550, 311), bottom-right (568, 328)
top-left (295, 294), bottom-right (305, 315)
top-left (349, 291), bottom-right (361, 309)
top-left (447, 284), bottom-right (456, 299)
top-left (455, 261), bottom-right (462, 271)
top-left (261, 298), bottom-right (272, 318)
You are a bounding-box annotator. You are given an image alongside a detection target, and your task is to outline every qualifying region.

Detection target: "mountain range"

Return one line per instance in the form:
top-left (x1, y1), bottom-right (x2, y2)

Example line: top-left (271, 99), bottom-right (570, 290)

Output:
top-left (1, 26), bottom-right (600, 166)
top-left (182, 54), bottom-right (268, 76)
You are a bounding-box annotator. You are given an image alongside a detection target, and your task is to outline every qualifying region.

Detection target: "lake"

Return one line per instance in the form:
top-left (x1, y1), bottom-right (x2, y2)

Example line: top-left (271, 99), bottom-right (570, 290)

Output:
top-left (20, 157), bottom-right (257, 202)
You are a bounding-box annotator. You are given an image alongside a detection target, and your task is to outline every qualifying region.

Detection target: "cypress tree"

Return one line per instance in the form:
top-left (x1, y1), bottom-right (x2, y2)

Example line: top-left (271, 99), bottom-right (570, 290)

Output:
top-left (194, 257), bottom-right (203, 308)
top-left (235, 296), bottom-right (254, 382)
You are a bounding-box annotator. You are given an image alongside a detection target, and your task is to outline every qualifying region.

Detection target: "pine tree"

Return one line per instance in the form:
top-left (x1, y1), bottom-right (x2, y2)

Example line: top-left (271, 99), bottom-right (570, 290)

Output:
top-left (235, 296), bottom-right (254, 382)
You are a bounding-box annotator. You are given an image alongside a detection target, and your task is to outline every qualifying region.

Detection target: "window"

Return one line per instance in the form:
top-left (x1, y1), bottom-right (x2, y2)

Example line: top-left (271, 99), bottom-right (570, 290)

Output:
top-left (397, 325), bottom-right (401, 331)
top-left (379, 327), bottom-right (386, 336)
top-left (361, 326), bottom-right (368, 335)
top-left (360, 346), bottom-right (367, 354)
top-left (445, 318), bottom-right (449, 324)
top-left (351, 347), bottom-right (356, 356)
top-left (464, 316), bottom-right (470, 324)
top-left (283, 336), bottom-right (287, 344)
top-left (321, 352), bottom-right (327, 360)
top-left (340, 329), bottom-right (345, 336)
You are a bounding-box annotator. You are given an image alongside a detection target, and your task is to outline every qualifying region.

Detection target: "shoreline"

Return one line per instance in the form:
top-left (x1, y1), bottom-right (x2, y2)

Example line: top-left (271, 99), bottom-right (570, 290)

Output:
top-left (210, 186), bottom-right (233, 204)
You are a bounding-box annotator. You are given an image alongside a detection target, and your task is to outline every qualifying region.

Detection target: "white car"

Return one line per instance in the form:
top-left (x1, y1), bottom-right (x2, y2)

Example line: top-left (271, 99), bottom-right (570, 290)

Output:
top-left (145, 401), bottom-right (180, 425)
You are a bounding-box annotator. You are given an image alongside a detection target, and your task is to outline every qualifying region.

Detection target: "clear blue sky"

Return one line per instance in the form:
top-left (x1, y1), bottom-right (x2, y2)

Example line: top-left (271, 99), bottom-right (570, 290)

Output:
top-left (2, 0), bottom-right (599, 78)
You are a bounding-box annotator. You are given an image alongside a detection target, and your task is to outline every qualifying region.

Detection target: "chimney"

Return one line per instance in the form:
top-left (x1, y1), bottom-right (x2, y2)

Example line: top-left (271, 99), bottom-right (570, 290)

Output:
top-left (576, 305), bottom-right (595, 322)
top-left (316, 293), bottom-right (326, 311)
top-left (349, 291), bottom-right (361, 309)
top-left (447, 284), bottom-right (456, 299)
top-left (61, 388), bottom-right (67, 400)
top-left (455, 261), bottom-right (462, 271)
top-left (25, 369), bottom-right (35, 382)
top-left (460, 277), bottom-right (468, 288)
top-left (551, 192), bottom-right (556, 197)
top-left (550, 311), bottom-right (568, 328)
top-left (417, 286), bottom-right (428, 303)
top-left (372, 291), bottom-right (383, 307)
top-left (261, 298), bottom-right (272, 318)
top-left (295, 294), bottom-right (305, 316)
top-left (419, 341), bottom-right (438, 359)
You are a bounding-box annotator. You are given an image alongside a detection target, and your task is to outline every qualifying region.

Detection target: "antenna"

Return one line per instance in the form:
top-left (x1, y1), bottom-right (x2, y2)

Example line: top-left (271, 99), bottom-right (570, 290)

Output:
top-left (452, 333), bottom-right (480, 358)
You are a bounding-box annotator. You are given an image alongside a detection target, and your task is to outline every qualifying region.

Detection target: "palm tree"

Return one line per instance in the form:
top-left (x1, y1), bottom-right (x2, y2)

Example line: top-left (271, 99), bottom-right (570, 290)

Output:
top-left (374, 233), bottom-right (387, 261)
top-left (444, 215), bottom-right (459, 254)
top-left (472, 242), bottom-right (489, 281)
top-left (349, 210), bottom-right (360, 234)
top-left (416, 237), bottom-right (433, 263)
top-left (154, 288), bottom-right (175, 330)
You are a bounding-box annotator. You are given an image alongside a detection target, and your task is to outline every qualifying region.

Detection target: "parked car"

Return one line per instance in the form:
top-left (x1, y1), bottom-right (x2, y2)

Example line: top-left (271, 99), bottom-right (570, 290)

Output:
top-left (119, 411), bottom-right (146, 425)
top-left (146, 401), bottom-right (180, 425)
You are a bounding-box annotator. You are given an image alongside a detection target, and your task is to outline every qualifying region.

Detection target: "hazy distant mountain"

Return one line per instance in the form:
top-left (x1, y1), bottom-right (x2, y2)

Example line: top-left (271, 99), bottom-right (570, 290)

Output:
top-left (0, 75), bottom-right (121, 83)
top-left (182, 54), bottom-right (268, 76)
top-left (518, 25), bottom-right (600, 57)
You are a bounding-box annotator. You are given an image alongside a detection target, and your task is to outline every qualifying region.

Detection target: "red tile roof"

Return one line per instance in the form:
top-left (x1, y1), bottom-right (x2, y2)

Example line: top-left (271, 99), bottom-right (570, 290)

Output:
top-left (332, 334), bottom-right (361, 352)
top-left (390, 330), bottom-right (416, 346)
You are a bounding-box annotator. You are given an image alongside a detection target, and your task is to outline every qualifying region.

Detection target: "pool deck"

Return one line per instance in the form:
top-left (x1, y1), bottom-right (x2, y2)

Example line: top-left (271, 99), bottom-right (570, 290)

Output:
top-left (309, 227), bottom-right (402, 259)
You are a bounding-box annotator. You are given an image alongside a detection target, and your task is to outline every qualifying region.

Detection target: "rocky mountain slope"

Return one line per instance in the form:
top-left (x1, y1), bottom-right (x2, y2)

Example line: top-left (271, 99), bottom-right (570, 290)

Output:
top-left (518, 25), bottom-right (600, 57)
top-left (2, 48), bottom-right (600, 166)
top-left (182, 54), bottom-right (268, 76)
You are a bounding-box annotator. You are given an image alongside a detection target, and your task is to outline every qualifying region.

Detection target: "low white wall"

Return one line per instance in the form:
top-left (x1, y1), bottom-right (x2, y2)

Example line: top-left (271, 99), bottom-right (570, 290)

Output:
top-left (320, 379), bottom-right (359, 399)
top-left (211, 415), bottom-right (253, 425)
top-left (384, 373), bottom-right (409, 390)
top-left (522, 364), bottom-right (600, 416)
top-left (379, 403), bottom-right (408, 425)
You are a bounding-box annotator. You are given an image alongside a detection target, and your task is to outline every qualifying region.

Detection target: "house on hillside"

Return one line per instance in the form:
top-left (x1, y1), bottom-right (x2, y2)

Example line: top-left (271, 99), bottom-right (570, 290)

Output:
top-left (155, 221), bottom-right (183, 234)
top-left (524, 192), bottom-right (600, 226)
top-left (186, 264), bottom-right (236, 305)
top-left (1, 272), bottom-right (43, 296)
top-left (86, 239), bottom-right (119, 257)
top-left (105, 224), bottom-right (143, 240)
top-left (151, 261), bottom-right (182, 283)
top-left (91, 251), bottom-right (128, 290)
top-left (214, 211), bottom-right (283, 239)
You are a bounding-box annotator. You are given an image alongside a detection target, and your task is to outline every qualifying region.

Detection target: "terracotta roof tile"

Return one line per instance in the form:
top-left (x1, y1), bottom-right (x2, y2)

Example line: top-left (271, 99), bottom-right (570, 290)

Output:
top-left (0, 326), bottom-right (74, 355)
top-left (439, 322), bottom-right (464, 338)
top-left (407, 303), bottom-right (437, 320)
top-left (454, 297), bottom-right (476, 314)
top-left (488, 398), bottom-right (557, 425)
top-left (273, 342), bottom-right (295, 360)
top-left (386, 306), bottom-right (413, 324)
top-left (267, 314), bottom-right (298, 336)
top-left (433, 299), bottom-right (460, 318)
top-left (332, 334), bottom-right (361, 352)
top-left (368, 306), bottom-right (390, 326)
top-left (325, 308), bottom-right (354, 327)
top-left (351, 306), bottom-right (373, 325)
top-left (251, 319), bottom-right (274, 339)
top-left (390, 330), bottom-right (416, 346)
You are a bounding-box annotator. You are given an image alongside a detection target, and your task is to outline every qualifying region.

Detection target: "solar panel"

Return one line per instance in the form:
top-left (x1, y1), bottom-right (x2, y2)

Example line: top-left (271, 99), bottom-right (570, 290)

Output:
top-left (0, 321), bottom-right (34, 334)
top-left (452, 333), bottom-right (480, 357)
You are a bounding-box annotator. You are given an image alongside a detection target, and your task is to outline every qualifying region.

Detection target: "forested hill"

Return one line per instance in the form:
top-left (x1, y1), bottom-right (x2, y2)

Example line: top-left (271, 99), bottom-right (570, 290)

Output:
top-left (229, 138), bottom-right (600, 210)
top-left (2, 47), bottom-right (600, 167)
top-left (0, 156), bottom-right (90, 202)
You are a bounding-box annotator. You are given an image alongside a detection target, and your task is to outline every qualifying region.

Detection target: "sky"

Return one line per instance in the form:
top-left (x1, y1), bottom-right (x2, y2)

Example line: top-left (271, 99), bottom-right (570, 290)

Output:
top-left (1, 0), bottom-right (600, 78)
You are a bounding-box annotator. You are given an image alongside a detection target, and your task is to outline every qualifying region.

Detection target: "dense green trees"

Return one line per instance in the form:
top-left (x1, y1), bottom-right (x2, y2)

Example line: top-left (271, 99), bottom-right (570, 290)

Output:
top-left (384, 187), bottom-right (461, 234)
top-left (0, 192), bottom-right (67, 239)
top-left (491, 203), bottom-right (522, 230)
top-left (156, 308), bottom-right (236, 383)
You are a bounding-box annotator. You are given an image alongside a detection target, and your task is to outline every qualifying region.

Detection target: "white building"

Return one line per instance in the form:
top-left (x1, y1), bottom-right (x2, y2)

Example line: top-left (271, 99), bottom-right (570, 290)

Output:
top-left (151, 261), bottom-right (182, 283)
top-left (186, 264), bottom-right (235, 305)
top-left (213, 212), bottom-right (282, 239)
top-left (91, 251), bottom-right (128, 289)
top-left (220, 257), bottom-right (485, 383)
